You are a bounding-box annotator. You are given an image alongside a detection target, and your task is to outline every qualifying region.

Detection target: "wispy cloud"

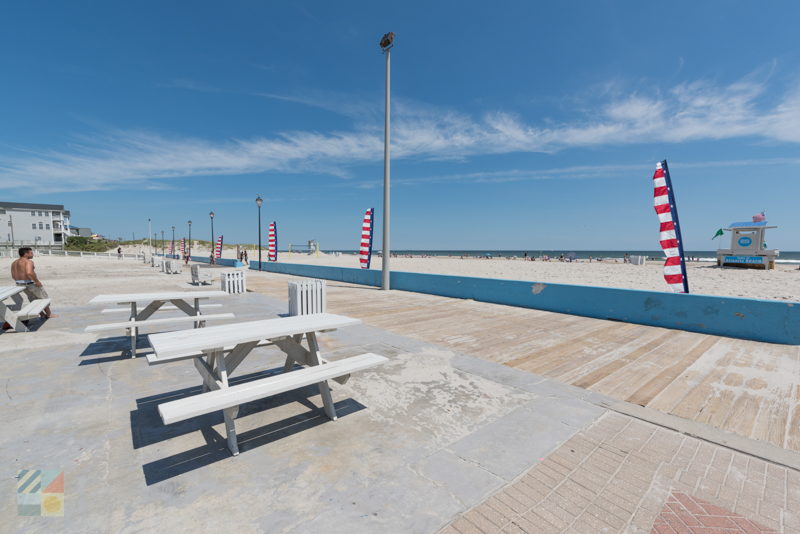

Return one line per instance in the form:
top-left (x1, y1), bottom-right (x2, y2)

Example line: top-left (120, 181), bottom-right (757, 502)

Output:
top-left (346, 157), bottom-right (800, 189)
top-left (2, 74), bottom-right (800, 193)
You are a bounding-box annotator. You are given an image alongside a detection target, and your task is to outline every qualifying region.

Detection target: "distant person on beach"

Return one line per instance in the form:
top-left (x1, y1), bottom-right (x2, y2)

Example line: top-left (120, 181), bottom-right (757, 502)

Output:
top-left (10, 247), bottom-right (56, 319)
top-left (243, 250), bottom-right (248, 263)
top-left (117, 246), bottom-right (122, 260)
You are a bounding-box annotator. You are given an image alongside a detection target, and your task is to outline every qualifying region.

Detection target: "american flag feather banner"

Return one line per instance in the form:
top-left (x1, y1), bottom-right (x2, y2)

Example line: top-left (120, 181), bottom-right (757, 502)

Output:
top-left (268, 222), bottom-right (277, 262)
top-left (652, 160), bottom-right (689, 293)
top-left (181, 238), bottom-right (185, 255)
top-left (215, 236), bottom-right (223, 259)
top-left (359, 208), bottom-right (374, 269)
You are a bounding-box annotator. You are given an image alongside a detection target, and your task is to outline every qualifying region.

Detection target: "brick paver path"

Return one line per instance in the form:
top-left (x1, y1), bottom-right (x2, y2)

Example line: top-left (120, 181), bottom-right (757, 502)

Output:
top-left (439, 413), bottom-right (799, 533)
top-left (651, 491), bottom-right (778, 533)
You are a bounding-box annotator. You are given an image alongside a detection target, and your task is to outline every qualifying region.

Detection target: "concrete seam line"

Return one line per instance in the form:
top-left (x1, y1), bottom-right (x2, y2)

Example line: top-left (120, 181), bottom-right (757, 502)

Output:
top-left (599, 399), bottom-right (800, 473)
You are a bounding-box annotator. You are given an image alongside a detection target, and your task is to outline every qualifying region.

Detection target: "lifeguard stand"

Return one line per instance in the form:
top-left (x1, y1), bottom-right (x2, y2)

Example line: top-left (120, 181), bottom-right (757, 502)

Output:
top-left (716, 221), bottom-right (779, 269)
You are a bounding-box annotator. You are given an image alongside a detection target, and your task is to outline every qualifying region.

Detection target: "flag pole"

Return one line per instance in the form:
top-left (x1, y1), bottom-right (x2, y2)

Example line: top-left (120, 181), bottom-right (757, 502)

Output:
top-left (661, 159), bottom-right (689, 293)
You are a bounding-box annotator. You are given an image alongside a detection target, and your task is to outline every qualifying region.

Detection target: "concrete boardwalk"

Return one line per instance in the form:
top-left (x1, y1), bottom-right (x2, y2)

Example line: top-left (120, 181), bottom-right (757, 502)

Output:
top-left (1, 259), bottom-right (798, 533)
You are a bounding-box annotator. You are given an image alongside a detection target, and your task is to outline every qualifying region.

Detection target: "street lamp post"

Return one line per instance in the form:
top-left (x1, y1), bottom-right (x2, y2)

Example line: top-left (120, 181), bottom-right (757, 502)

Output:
top-left (187, 220), bottom-right (192, 258)
top-left (171, 226), bottom-right (175, 257)
top-left (379, 32), bottom-right (394, 290)
top-left (209, 211), bottom-right (215, 264)
top-left (148, 218), bottom-right (152, 257)
top-left (256, 195), bottom-right (263, 270)
top-left (161, 230), bottom-right (165, 257)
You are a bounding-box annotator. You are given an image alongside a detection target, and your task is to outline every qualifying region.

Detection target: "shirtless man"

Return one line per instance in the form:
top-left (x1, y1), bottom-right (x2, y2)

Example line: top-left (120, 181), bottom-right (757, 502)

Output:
top-left (10, 247), bottom-right (56, 318)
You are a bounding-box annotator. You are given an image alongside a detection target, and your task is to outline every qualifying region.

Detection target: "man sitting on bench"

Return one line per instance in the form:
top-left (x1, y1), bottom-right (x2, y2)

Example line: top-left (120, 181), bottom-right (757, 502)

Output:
top-left (11, 247), bottom-right (56, 319)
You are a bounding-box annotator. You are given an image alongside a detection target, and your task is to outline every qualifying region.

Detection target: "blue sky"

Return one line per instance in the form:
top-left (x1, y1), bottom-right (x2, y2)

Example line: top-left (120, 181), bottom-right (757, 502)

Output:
top-left (1, 1), bottom-right (799, 250)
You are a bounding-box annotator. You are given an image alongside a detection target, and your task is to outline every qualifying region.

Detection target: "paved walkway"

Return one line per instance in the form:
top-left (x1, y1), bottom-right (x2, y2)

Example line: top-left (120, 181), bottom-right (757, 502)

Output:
top-left (439, 412), bottom-right (798, 533)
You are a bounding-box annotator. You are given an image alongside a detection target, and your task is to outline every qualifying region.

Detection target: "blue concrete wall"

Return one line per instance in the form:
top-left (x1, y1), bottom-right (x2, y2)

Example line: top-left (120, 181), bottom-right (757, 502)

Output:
top-left (249, 261), bottom-right (800, 345)
top-left (157, 253), bottom-right (243, 267)
top-left (189, 256), bottom-right (244, 267)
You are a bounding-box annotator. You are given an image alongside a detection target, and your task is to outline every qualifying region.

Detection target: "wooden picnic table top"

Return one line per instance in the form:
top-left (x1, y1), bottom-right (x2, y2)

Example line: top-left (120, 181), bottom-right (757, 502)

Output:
top-left (0, 285), bottom-right (25, 301)
top-left (148, 313), bottom-right (361, 359)
top-left (89, 290), bottom-right (229, 304)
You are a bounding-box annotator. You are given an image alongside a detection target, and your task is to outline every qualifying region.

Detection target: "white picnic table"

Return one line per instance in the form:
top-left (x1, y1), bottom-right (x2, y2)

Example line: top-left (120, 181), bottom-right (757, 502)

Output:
top-left (148, 312), bottom-right (387, 456)
top-left (86, 290), bottom-right (234, 357)
top-left (0, 285), bottom-right (51, 332)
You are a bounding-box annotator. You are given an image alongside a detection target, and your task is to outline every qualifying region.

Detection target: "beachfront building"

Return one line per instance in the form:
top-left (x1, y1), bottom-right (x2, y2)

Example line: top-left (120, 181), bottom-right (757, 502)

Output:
top-left (0, 201), bottom-right (74, 251)
top-left (716, 221), bottom-right (779, 269)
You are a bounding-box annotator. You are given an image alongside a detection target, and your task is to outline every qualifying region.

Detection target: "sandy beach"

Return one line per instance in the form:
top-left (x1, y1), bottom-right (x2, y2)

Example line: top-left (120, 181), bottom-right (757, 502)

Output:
top-left (119, 245), bottom-right (800, 302)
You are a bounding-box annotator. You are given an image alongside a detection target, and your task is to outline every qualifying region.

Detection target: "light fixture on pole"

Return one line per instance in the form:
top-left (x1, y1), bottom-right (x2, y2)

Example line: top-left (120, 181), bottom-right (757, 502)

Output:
top-left (161, 230), bottom-right (165, 257)
top-left (171, 226), bottom-right (175, 257)
top-left (255, 195), bottom-right (263, 271)
top-left (209, 211), bottom-right (215, 264)
top-left (187, 220), bottom-right (192, 258)
top-left (379, 31), bottom-right (394, 290)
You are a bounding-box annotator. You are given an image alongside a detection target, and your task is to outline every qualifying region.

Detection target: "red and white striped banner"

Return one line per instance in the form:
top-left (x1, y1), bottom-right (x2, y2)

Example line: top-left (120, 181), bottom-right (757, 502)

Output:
top-left (215, 236), bottom-right (223, 259)
top-left (181, 238), bottom-right (185, 255)
top-left (359, 208), bottom-right (374, 269)
top-left (652, 160), bottom-right (688, 293)
top-left (268, 222), bottom-right (277, 262)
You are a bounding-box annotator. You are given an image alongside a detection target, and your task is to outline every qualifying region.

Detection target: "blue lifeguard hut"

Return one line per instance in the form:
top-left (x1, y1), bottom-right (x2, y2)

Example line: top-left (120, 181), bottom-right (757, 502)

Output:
top-left (716, 221), bottom-right (779, 269)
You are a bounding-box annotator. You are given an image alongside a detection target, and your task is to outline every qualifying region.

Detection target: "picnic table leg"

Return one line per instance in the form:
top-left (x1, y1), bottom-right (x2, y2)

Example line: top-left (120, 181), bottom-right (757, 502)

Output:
top-left (213, 349), bottom-right (240, 455)
top-left (0, 301), bottom-right (28, 333)
top-left (282, 334), bottom-right (305, 372)
top-left (306, 332), bottom-right (337, 421)
top-left (128, 302), bottom-right (138, 358)
top-left (195, 298), bottom-right (204, 328)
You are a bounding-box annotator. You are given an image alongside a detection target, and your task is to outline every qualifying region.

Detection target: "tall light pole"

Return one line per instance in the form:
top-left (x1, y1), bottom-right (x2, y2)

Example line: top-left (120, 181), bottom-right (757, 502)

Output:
top-left (379, 32), bottom-right (394, 290)
top-left (187, 220), bottom-right (192, 258)
top-left (148, 218), bottom-right (152, 257)
top-left (161, 230), bottom-right (165, 257)
top-left (171, 226), bottom-right (175, 257)
top-left (209, 211), bottom-right (215, 264)
top-left (255, 195), bottom-right (263, 270)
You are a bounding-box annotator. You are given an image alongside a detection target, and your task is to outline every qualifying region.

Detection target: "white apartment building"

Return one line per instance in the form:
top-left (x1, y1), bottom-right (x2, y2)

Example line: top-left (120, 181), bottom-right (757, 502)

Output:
top-left (0, 201), bottom-right (73, 249)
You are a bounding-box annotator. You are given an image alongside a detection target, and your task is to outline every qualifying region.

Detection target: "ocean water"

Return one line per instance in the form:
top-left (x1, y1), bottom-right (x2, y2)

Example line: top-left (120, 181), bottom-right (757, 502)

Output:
top-left (329, 250), bottom-right (800, 264)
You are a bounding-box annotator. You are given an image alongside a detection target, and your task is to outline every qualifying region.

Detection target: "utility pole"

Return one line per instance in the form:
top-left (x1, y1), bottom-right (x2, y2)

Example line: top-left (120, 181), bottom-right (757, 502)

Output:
top-left (379, 31), bottom-right (394, 290)
top-left (148, 218), bottom-right (152, 257)
top-left (256, 195), bottom-right (263, 270)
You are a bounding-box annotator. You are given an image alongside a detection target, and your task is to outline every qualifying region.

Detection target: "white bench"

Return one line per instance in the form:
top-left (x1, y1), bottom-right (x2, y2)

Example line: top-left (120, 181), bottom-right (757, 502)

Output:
top-left (0, 285), bottom-right (51, 332)
top-left (100, 303), bottom-right (223, 314)
top-left (159, 353), bottom-right (387, 454)
top-left (85, 313), bottom-right (235, 333)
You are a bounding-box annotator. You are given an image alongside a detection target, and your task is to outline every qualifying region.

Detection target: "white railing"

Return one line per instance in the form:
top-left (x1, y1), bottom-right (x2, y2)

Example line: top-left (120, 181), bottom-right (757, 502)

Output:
top-left (0, 248), bottom-right (145, 261)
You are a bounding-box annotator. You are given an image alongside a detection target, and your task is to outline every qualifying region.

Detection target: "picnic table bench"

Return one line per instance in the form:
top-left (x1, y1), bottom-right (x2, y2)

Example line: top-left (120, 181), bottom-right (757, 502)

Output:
top-left (148, 313), bottom-right (387, 456)
top-left (86, 291), bottom-right (234, 357)
top-left (0, 285), bottom-right (51, 332)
